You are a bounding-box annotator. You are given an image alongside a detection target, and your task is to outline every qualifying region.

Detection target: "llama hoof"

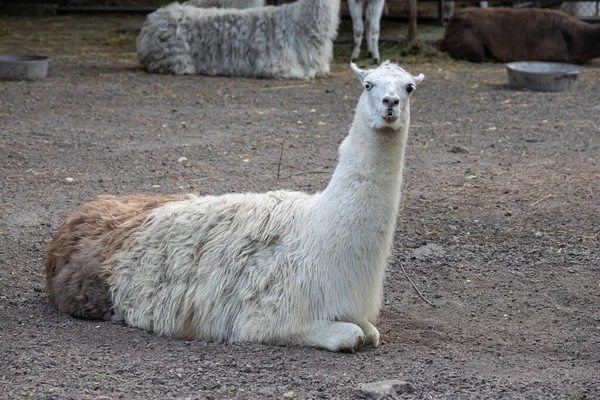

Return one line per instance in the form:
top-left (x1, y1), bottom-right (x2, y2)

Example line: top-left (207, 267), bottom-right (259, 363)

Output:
top-left (373, 58), bottom-right (380, 65)
top-left (336, 330), bottom-right (365, 353)
top-left (360, 322), bottom-right (380, 347)
top-left (330, 324), bottom-right (365, 353)
top-left (304, 322), bottom-right (367, 352)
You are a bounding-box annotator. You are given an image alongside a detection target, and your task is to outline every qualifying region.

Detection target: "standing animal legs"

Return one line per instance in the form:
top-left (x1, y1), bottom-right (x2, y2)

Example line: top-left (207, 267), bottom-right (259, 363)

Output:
top-left (301, 321), bottom-right (366, 352)
top-left (348, 0), bottom-right (365, 62)
top-left (366, 0), bottom-right (385, 64)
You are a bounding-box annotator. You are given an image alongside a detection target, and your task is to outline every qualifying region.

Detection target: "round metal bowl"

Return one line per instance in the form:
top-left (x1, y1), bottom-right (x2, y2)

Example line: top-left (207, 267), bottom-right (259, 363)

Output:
top-left (0, 54), bottom-right (50, 81)
top-left (506, 61), bottom-right (580, 92)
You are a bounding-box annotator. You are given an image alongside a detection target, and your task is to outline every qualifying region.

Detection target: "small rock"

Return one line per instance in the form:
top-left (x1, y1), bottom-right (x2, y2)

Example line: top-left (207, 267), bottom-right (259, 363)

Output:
top-left (257, 388), bottom-right (275, 397)
top-left (282, 391), bottom-right (295, 399)
top-left (450, 145), bottom-right (470, 154)
top-left (178, 157), bottom-right (188, 163)
top-left (354, 380), bottom-right (414, 399)
top-left (412, 243), bottom-right (445, 259)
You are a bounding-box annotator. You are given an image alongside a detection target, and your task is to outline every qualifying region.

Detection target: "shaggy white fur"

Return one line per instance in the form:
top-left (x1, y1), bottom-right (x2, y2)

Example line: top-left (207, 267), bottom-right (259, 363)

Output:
top-left (348, 0), bottom-right (385, 64)
top-left (136, 0), bottom-right (340, 78)
top-left (109, 61), bottom-right (424, 352)
top-left (182, 0), bottom-right (265, 9)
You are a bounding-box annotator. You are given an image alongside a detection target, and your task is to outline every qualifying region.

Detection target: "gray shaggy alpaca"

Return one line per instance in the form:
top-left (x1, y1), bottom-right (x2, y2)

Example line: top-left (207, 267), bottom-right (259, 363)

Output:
top-left (182, 0), bottom-right (265, 9)
top-left (137, 0), bottom-right (341, 78)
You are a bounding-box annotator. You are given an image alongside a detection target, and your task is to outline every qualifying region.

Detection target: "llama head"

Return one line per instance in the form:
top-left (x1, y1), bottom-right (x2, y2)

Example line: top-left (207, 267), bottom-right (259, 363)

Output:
top-left (351, 60), bottom-right (424, 131)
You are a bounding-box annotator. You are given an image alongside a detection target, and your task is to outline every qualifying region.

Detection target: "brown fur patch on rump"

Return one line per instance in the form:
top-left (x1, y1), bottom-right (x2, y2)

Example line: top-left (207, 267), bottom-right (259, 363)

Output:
top-left (45, 194), bottom-right (185, 320)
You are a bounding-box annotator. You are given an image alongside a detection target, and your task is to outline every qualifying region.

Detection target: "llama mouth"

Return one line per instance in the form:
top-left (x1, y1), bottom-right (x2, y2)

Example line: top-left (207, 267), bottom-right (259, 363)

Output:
top-left (383, 115), bottom-right (398, 122)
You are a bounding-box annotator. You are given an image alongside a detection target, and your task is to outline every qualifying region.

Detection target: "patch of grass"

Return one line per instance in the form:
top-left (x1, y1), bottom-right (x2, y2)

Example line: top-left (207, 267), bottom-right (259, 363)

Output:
top-left (101, 33), bottom-right (137, 49)
top-left (79, 29), bottom-right (137, 50)
top-left (334, 37), bottom-right (447, 67)
top-left (382, 39), bottom-right (447, 64)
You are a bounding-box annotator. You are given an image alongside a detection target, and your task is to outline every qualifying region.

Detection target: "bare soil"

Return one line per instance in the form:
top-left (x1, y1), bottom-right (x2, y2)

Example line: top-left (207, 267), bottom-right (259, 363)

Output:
top-left (1, 15), bottom-right (599, 400)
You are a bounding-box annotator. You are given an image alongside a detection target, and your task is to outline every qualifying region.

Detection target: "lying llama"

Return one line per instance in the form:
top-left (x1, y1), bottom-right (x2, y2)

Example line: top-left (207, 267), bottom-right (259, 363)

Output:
top-left (136, 0), bottom-right (340, 78)
top-left (348, 0), bottom-right (386, 64)
top-left (182, 0), bottom-right (265, 9)
top-left (438, 7), bottom-right (600, 64)
top-left (45, 61), bottom-right (424, 352)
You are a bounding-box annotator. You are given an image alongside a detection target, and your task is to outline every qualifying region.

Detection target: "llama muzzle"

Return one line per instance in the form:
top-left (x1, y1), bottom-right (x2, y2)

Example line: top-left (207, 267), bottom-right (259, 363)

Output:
top-left (383, 107), bottom-right (398, 122)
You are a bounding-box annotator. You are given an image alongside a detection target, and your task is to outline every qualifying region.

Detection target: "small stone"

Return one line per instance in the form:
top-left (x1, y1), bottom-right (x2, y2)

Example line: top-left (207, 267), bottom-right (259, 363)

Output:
top-left (412, 243), bottom-right (445, 259)
top-left (257, 388), bottom-right (275, 396)
top-left (282, 391), bottom-right (295, 399)
top-left (243, 364), bottom-right (253, 373)
top-left (354, 380), bottom-right (414, 399)
top-left (450, 145), bottom-right (470, 154)
top-left (178, 157), bottom-right (188, 163)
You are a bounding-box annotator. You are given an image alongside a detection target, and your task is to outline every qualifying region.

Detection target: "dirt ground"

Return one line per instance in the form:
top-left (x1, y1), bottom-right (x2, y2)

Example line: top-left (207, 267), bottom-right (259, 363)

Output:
top-left (1, 14), bottom-right (599, 400)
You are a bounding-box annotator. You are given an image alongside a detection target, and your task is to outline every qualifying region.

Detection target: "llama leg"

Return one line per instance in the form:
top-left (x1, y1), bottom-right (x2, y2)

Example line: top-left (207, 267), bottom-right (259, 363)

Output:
top-left (300, 321), bottom-right (365, 352)
top-left (357, 321), bottom-right (380, 347)
top-left (348, 0), bottom-right (365, 62)
top-left (367, 0), bottom-right (385, 64)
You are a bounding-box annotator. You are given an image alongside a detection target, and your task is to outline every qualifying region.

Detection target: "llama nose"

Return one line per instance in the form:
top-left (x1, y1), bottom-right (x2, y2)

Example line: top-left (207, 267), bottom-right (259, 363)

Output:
top-left (382, 95), bottom-right (400, 107)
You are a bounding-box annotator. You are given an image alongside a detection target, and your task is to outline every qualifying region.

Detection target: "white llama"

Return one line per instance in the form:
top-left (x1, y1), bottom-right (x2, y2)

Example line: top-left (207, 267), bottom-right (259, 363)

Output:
top-left (45, 61), bottom-right (424, 352)
top-left (348, 0), bottom-right (386, 64)
top-left (182, 0), bottom-right (265, 9)
top-left (136, 0), bottom-right (340, 78)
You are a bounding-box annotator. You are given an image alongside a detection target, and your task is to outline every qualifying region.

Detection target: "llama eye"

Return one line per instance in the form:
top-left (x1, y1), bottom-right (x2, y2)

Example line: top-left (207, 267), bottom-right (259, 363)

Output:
top-left (364, 82), bottom-right (373, 91)
top-left (406, 84), bottom-right (416, 94)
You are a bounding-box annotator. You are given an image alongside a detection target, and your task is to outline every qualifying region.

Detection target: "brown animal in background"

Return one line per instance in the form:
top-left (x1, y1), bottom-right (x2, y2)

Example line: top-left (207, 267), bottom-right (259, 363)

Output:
top-left (437, 7), bottom-right (600, 64)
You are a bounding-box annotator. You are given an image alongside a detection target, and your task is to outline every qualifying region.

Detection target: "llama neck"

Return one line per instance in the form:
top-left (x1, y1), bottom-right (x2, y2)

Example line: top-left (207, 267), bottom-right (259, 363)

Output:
top-left (307, 98), bottom-right (410, 320)
top-left (313, 99), bottom-right (410, 249)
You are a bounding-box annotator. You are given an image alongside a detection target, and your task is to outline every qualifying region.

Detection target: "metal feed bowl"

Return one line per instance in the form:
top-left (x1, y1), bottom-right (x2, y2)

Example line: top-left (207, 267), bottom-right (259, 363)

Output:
top-left (505, 61), bottom-right (581, 92)
top-left (0, 54), bottom-right (50, 81)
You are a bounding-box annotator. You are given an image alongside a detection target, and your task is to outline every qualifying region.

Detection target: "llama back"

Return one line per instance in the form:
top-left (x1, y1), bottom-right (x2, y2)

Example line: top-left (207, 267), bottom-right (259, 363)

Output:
top-left (109, 191), bottom-right (315, 342)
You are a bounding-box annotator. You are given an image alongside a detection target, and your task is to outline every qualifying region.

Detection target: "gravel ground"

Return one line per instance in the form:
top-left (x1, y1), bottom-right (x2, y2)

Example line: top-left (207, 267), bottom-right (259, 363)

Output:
top-left (1, 14), bottom-right (599, 400)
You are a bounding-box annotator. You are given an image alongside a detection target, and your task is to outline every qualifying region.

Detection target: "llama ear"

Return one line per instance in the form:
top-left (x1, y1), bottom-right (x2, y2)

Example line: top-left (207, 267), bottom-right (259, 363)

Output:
top-left (350, 62), bottom-right (367, 83)
top-left (412, 73), bottom-right (425, 85)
